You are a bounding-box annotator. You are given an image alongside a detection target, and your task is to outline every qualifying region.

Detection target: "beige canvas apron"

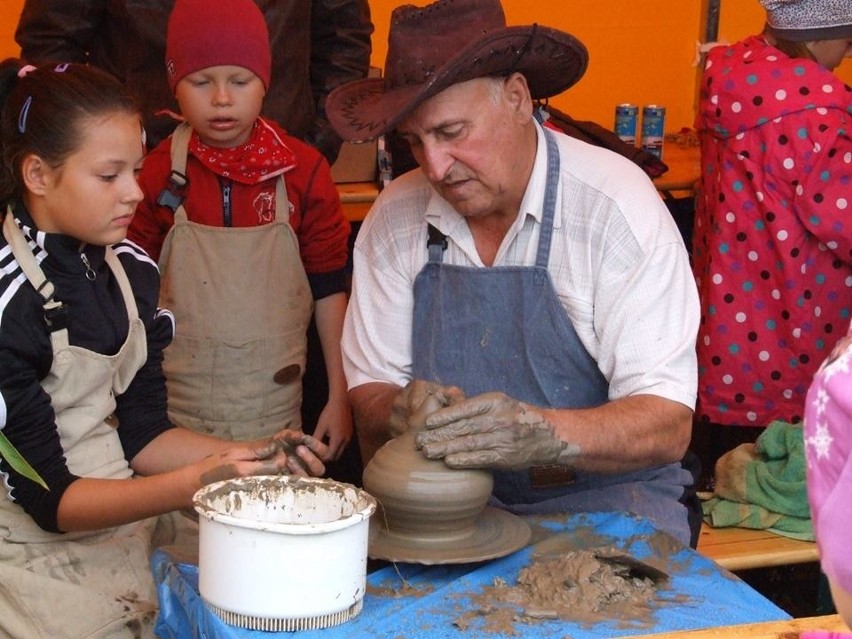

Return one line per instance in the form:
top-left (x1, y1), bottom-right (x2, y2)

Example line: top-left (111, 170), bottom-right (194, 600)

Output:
top-left (0, 212), bottom-right (160, 639)
top-left (158, 123), bottom-right (313, 441)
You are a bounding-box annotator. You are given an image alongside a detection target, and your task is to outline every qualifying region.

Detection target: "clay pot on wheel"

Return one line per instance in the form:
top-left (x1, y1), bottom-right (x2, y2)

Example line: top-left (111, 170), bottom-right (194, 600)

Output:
top-left (364, 430), bottom-right (493, 540)
top-left (362, 430), bottom-right (531, 564)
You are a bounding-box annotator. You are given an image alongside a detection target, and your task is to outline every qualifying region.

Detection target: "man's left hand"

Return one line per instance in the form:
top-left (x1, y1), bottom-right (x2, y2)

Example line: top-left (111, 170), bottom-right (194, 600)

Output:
top-left (415, 392), bottom-right (580, 470)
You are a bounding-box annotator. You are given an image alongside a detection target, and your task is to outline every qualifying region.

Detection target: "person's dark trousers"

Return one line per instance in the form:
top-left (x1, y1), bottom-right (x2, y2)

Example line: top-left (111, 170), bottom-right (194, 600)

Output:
top-left (679, 449), bottom-right (703, 548)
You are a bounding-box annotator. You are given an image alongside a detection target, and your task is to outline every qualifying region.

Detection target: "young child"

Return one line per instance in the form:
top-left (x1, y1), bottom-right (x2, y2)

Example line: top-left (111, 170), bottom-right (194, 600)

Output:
top-left (804, 322), bottom-right (852, 627)
top-left (129, 0), bottom-right (354, 465)
top-left (0, 59), bottom-right (327, 637)
top-left (691, 0), bottom-right (852, 490)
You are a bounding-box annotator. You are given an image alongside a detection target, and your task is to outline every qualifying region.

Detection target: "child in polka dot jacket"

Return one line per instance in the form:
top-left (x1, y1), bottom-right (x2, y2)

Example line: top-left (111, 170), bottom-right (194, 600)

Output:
top-left (691, 0), bottom-right (851, 487)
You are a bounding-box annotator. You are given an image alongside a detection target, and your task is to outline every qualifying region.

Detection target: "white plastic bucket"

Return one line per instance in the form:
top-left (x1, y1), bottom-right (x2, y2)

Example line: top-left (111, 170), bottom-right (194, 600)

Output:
top-left (193, 475), bottom-right (377, 631)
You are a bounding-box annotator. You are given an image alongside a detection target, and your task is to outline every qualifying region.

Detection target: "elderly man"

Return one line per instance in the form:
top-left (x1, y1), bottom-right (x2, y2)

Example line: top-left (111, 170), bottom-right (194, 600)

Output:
top-left (327, 0), bottom-right (701, 546)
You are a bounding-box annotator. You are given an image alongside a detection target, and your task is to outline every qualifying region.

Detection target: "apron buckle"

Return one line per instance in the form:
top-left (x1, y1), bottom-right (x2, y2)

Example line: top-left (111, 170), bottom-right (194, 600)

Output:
top-left (44, 300), bottom-right (69, 332)
top-left (157, 170), bottom-right (190, 212)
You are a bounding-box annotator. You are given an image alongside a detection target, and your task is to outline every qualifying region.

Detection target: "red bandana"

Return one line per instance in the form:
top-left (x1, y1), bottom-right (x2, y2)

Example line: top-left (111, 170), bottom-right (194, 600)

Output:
top-left (188, 117), bottom-right (297, 185)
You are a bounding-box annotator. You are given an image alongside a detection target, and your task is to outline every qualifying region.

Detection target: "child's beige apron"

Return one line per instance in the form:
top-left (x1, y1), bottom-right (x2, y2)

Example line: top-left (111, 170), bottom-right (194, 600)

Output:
top-left (0, 212), bottom-right (160, 639)
top-left (158, 123), bottom-right (313, 441)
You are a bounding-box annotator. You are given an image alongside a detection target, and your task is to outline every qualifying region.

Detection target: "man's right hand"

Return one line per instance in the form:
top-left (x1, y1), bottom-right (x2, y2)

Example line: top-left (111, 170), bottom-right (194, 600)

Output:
top-left (415, 391), bottom-right (580, 470)
top-left (388, 380), bottom-right (465, 436)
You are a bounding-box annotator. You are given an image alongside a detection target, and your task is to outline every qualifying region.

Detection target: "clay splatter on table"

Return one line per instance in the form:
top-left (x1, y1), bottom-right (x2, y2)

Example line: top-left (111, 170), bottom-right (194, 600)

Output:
top-left (454, 547), bottom-right (668, 633)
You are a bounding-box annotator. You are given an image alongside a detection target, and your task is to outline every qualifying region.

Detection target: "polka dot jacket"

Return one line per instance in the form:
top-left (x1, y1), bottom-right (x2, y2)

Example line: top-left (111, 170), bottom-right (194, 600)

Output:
top-left (693, 35), bottom-right (852, 428)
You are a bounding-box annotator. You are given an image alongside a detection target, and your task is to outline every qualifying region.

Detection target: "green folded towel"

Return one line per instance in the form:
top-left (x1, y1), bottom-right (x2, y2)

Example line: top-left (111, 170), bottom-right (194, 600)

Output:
top-left (702, 420), bottom-right (813, 541)
top-left (701, 496), bottom-right (813, 539)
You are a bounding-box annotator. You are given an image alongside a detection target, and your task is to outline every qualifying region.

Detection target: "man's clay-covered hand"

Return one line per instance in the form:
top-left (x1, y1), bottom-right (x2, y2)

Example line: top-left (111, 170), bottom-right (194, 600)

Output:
top-left (388, 380), bottom-right (466, 436)
top-left (415, 392), bottom-right (580, 470)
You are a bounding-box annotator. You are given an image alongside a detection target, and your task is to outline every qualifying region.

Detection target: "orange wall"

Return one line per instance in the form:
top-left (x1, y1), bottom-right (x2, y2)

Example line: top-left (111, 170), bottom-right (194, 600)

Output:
top-left (368, 0), bottom-right (852, 132)
top-left (1, 0), bottom-right (24, 60)
top-left (2, 0), bottom-right (850, 133)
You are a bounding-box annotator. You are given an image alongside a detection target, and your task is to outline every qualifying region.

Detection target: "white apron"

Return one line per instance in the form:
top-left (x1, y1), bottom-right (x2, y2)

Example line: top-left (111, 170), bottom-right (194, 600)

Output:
top-left (158, 123), bottom-right (313, 440)
top-left (0, 212), bottom-right (160, 639)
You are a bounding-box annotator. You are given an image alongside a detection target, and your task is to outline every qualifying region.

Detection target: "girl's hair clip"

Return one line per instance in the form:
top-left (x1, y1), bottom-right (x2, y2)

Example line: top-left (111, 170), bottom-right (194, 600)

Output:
top-left (18, 96), bottom-right (33, 134)
top-left (17, 64), bottom-right (37, 79)
top-left (53, 63), bottom-right (70, 73)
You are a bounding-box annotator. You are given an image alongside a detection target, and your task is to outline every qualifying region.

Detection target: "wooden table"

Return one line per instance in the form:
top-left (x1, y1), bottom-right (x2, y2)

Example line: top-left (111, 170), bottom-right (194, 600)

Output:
top-left (337, 181), bottom-right (379, 223)
top-left (623, 614), bottom-right (848, 638)
top-left (696, 524), bottom-right (819, 571)
top-left (336, 142), bottom-right (701, 223)
top-left (653, 142), bottom-right (701, 194)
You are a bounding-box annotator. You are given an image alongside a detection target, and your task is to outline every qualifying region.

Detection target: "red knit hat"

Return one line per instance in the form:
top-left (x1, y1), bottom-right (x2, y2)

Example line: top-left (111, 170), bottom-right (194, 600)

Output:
top-left (165, 0), bottom-right (271, 92)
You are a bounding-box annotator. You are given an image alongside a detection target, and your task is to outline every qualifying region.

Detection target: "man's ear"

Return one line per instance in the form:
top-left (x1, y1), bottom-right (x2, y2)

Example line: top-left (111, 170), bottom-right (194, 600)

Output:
top-left (20, 154), bottom-right (51, 196)
top-left (505, 72), bottom-right (534, 121)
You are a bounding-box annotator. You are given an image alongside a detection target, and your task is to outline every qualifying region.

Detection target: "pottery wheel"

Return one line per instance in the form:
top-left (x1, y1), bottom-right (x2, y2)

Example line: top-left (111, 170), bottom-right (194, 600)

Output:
top-left (368, 506), bottom-right (531, 565)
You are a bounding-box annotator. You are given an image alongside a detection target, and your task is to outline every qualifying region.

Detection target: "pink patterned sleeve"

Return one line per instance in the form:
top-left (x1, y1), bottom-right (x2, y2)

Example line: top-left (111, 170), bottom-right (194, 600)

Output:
top-left (804, 324), bottom-right (852, 593)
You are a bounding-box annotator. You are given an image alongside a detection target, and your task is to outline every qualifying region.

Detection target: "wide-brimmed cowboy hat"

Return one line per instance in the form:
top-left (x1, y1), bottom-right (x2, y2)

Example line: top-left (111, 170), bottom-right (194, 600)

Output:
top-left (327, 0), bottom-right (589, 143)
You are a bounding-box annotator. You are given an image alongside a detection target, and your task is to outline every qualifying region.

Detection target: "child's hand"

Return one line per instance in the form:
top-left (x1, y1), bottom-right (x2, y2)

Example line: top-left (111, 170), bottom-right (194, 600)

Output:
top-left (196, 430), bottom-right (327, 486)
top-left (312, 397), bottom-right (353, 462)
top-left (261, 429), bottom-right (329, 475)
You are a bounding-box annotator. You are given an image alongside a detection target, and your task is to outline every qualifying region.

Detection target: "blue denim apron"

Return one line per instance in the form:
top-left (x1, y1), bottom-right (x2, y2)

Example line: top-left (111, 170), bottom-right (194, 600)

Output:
top-left (411, 130), bottom-right (691, 544)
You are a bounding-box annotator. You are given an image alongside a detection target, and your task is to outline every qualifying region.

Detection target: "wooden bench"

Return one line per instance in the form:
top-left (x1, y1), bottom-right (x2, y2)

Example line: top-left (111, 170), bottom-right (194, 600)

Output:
top-left (622, 614), bottom-right (847, 638)
top-left (696, 523), bottom-right (819, 571)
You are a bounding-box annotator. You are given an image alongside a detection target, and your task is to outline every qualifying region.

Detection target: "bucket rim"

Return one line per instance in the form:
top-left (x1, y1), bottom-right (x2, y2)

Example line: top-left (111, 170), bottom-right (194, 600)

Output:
top-left (192, 475), bottom-right (377, 535)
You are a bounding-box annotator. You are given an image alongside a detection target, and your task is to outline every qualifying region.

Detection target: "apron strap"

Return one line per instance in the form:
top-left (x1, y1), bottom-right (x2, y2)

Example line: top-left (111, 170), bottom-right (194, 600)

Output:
top-left (426, 223), bottom-right (447, 264)
top-left (533, 129), bottom-right (561, 283)
top-left (168, 122), bottom-right (192, 177)
top-left (274, 175), bottom-right (291, 224)
top-left (162, 122), bottom-right (193, 223)
top-left (156, 122), bottom-right (192, 214)
top-left (104, 248), bottom-right (140, 322)
top-left (3, 208), bottom-right (67, 332)
top-left (3, 208), bottom-right (139, 339)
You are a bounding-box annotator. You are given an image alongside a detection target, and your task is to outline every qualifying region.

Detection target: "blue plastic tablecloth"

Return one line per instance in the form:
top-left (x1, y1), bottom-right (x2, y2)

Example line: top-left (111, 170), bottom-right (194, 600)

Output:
top-left (151, 511), bottom-right (790, 639)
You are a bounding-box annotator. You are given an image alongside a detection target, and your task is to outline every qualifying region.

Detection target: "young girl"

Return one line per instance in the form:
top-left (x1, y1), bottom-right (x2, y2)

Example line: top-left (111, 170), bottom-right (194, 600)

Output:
top-left (0, 59), bottom-right (327, 638)
top-left (128, 0), bottom-right (354, 468)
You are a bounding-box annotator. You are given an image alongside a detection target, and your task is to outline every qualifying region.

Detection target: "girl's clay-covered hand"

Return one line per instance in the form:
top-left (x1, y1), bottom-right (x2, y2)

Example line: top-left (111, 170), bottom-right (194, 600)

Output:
top-left (198, 430), bottom-right (328, 486)
top-left (416, 392), bottom-right (581, 470)
top-left (388, 379), bottom-right (466, 436)
top-left (261, 429), bottom-right (329, 475)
